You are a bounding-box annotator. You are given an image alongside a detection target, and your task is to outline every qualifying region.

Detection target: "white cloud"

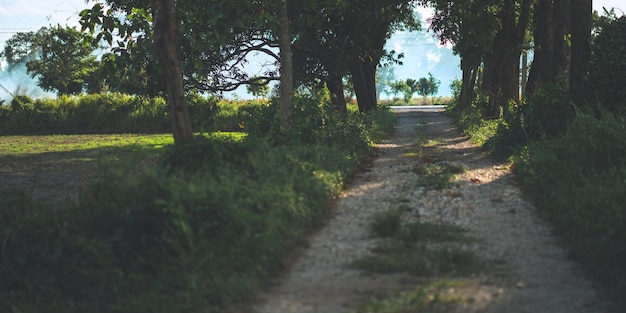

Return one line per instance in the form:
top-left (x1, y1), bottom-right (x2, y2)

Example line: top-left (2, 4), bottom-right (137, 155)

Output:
top-left (426, 51), bottom-right (442, 65)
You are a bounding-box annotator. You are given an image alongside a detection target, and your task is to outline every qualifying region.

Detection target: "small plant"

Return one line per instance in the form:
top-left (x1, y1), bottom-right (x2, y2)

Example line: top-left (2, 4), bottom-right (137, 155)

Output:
top-left (354, 209), bottom-right (481, 277)
top-left (370, 208), bottom-right (404, 238)
top-left (353, 280), bottom-right (479, 313)
top-left (412, 162), bottom-right (467, 190)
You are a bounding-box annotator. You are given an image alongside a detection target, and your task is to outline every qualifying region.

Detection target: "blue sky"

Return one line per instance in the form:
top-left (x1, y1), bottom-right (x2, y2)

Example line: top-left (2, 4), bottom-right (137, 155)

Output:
top-left (1, 0), bottom-right (624, 99)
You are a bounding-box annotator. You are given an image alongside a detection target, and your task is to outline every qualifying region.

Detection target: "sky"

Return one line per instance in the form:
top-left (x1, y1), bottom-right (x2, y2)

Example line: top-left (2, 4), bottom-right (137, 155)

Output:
top-left (0, 0), bottom-right (624, 100)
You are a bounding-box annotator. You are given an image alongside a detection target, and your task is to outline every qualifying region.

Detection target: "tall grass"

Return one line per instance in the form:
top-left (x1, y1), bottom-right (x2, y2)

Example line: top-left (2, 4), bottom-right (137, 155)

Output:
top-left (0, 93), bottom-right (260, 135)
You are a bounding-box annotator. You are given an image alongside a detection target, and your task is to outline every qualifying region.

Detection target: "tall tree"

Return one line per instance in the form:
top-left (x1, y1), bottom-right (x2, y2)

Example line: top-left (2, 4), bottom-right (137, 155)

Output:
top-left (290, 0), bottom-right (351, 114)
top-left (569, 0), bottom-right (592, 100)
top-left (425, 0), bottom-right (499, 108)
top-left (343, 0), bottom-right (419, 112)
top-left (150, 0), bottom-right (194, 144)
top-left (526, 0), bottom-right (592, 101)
top-left (482, 0), bottom-right (533, 117)
top-left (275, 0), bottom-right (294, 130)
top-left (1, 25), bottom-right (99, 95)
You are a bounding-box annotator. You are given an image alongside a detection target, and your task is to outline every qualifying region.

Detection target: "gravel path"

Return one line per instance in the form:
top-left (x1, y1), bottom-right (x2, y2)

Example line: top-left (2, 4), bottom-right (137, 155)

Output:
top-left (251, 107), bottom-right (612, 313)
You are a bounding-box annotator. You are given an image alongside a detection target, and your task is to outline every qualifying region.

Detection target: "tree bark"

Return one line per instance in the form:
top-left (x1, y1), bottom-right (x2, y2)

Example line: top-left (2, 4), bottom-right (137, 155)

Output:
top-left (485, 0), bottom-right (532, 118)
top-left (552, 0), bottom-right (572, 85)
top-left (459, 57), bottom-right (479, 108)
top-left (526, 0), bottom-right (555, 95)
top-left (350, 58), bottom-right (379, 113)
top-left (151, 0), bottom-right (193, 145)
top-left (570, 0), bottom-right (592, 100)
top-left (276, 0), bottom-right (294, 131)
top-left (326, 73), bottom-right (347, 115)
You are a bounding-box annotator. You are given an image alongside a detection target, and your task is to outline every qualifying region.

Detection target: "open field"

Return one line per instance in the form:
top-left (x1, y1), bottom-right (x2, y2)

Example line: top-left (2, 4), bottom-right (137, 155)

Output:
top-left (0, 134), bottom-right (174, 201)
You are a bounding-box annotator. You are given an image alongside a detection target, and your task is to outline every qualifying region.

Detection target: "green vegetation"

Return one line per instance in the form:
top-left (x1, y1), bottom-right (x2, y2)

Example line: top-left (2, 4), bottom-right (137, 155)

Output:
top-left (354, 208), bottom-right (480, 277)
top-left (353, 280), bottom-right (483, 313)
top-left (412, 162), bottom-right (467, 190)
top-left (383, 74), bottom-right (442, 105)
top-left (514, 113), bottom-right (626, 290)
top-left (0, 94), bottom-right (396, 312)
top-left (0, 93), bottom-right (265, 135)
top-left (352, 206), bottom-right (482, 312)
top-left (0, 134), bottom-right (173, 156)
top-left (445, 11), bottom-right (626, 302)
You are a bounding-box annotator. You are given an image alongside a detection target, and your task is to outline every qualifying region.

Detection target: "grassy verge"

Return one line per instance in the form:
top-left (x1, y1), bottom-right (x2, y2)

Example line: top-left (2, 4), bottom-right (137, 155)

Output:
top-left (449, 99), bottom-right (626, 302)
top-left (514, 113), bottom-right (626, 293)
top-left (0, 101), bottom-right (396, 313)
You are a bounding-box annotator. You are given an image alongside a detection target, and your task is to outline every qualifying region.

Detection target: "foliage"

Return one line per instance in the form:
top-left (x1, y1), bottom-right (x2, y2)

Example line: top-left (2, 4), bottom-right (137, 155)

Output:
top-left (447, 97), bottom-right (502, 147)
top-left (417, 72), bottom-right (441, 99)
top-left (1, 25), bottom-right (99, 95)
top-left (589, 14), bottom-right (626, 115)
top-left (521, 82), bottom-right (576, 139)
top-left (0, 96), bottom-right (396, 312)
top-left (514, 112), bottom-right (626, 292)
top-left (245, 78), bottom-right (270, 99)
top-left (354, 280), bottom-right (481, 313)
top-left (354, 208), bottom-right (481, 277)
top-left (388, 80), bottom-right (411, 103)
top-left (412, 162), bottom-right (468, 190)
top-left (0, 93), bottom-right (259, 135)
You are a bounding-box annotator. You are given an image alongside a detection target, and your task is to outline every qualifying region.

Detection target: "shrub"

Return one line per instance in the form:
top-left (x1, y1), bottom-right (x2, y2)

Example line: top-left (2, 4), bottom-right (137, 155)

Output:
top-left (590, 15), bottom-right (626, 115)
top-left (515, 112), bottom-right (626, 290)
top-left (10, 95), bottom-right (35, 111)
top-left (522, 82), bottom-right (576, 139)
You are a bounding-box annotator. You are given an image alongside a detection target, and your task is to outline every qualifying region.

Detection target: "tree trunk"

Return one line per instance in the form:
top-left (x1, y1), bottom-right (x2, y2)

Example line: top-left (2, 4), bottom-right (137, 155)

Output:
top-left (552, 0), bottom-right (572, 85)
top-left (459, 57), bottom-right (479, 108)
top-left (527, 0), bottom-right (555, 95)
top-left (485, 0), bottom-right (532, 118)
top-left (350, 59), bottom-right (378, 113)
top-left (570, 0), bottom-right (592, 101)
top-left (277, 0), bottom-right (294, 131)
top-left (326, 73), bottom-right (347, 115)
top-left (151, 0), bottom-right (193, 145)
top-left (527, 0), bottom-right (579, 97)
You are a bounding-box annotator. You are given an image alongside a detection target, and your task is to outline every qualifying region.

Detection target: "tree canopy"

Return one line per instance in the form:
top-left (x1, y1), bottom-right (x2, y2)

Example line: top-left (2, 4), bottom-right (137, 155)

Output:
top-left (1, 25), bottom-right (99, 95)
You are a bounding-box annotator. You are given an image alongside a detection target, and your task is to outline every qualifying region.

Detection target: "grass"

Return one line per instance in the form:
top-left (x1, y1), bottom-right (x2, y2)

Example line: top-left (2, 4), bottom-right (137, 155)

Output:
top-left (0, 134), bottom-right (173, 155)
top-left (354, 208), bottom-right (481, 277)
top-left (353, 280), bottom-right (485, 313)
top-left (0, 133), bottom-right (246, 201)
top-left (379, 97), bottom-right (454, 107)
top-left (412, 162), bottom-right (468, 190)
top-left (352, 208), bottom-right (484, 312)
top-left (0, 102), bottom-right (397, 313)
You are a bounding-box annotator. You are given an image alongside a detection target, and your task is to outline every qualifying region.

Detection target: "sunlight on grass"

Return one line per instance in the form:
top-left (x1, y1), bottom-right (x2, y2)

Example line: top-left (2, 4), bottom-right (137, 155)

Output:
top-left (422, 139), bottom-right (440, 148)
top-left (353, 279), bottom-right (488, 313)
top-left (401, 151), bottom-right (420, 158)
top-left (0, 134), bottom-right (174, 156)
top-left (412, 162), bottom-right (468, 190)
top-left (0, 132), bottom-right (246, 156)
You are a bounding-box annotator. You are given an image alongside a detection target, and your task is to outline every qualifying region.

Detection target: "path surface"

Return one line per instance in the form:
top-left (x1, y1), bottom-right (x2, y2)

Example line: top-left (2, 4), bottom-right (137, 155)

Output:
top-left (251, 107), bottom-right (612, 313)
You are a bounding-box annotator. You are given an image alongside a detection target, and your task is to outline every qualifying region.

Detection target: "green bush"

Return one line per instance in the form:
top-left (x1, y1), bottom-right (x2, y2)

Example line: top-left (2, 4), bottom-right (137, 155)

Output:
top-left (0, 98), bottom-right (397, 312)
top-left (515, 112), bottom-right (626, 290)
top-left (522, 82), bottom-right (575, 139)
top-left (0, 93), bottom-right (263, 135)
top-left (590, 15), bottom-right (626, 115)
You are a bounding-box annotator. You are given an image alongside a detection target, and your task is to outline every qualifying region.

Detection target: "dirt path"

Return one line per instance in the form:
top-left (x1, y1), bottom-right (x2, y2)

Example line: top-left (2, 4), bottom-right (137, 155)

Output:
top-left (251, 107), bottom-right (612, 313)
